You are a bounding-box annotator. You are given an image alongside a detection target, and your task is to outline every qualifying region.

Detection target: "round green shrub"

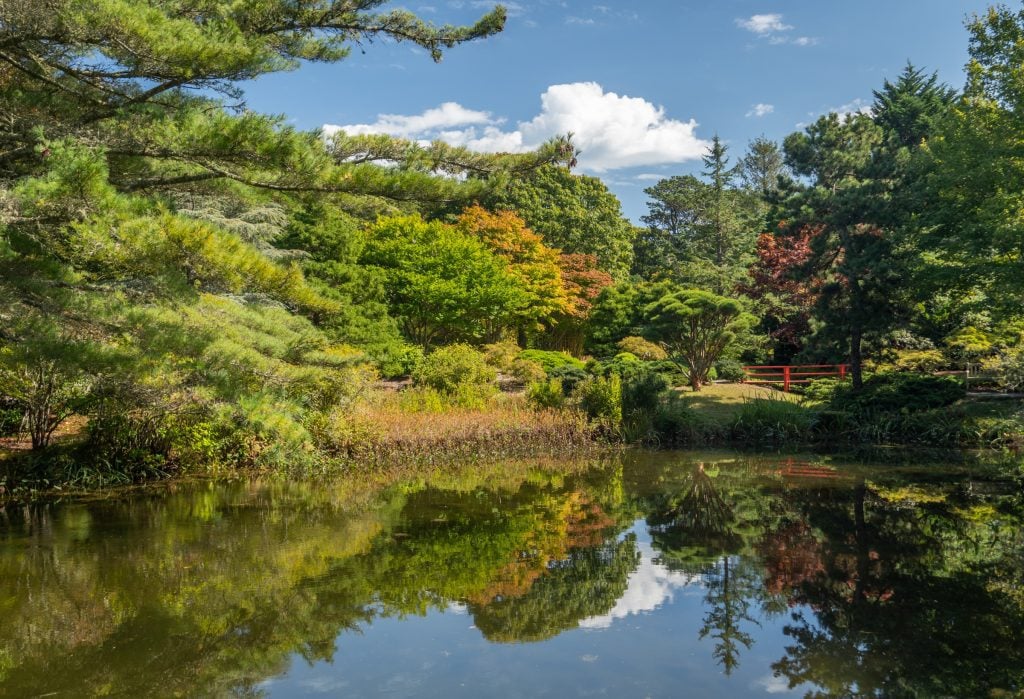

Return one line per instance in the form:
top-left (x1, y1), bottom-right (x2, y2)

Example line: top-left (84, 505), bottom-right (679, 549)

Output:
top-left (801, 377), bottom-right (841, 403)
top-left (622, 370), bottom-right (670, 415)
top-left (527, 379), bottom-right (565, 410)
top-left (413, 344), bottom-right (496, 396)
top-left (714, 358), bottom-right (747, 383)
top-left (646, 360), bottom-right (689, 387)
top-left (889, 349), bottom-right (946, 373)
top-left (510, 358), bottom-right (547, 385)
top-left (575, 374), bottom-right (622, 425)
top-left (375, 343), bottom-right (424, 379)
top-left (548, 365), bottom-right (588, 396)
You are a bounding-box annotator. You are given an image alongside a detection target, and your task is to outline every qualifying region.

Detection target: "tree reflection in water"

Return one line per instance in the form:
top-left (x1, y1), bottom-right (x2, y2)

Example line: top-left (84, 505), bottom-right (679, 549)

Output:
top-left (769, 477), bottom-right (1024, 697)
top-left (646, 462), bottom-right (761, 675)
top-left (0, 453), bottom-right (1022, 697)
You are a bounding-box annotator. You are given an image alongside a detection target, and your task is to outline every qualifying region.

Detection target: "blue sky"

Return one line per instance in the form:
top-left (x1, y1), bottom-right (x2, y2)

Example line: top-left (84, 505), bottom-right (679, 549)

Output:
top-left (243, 1), bottom-right (992, 221)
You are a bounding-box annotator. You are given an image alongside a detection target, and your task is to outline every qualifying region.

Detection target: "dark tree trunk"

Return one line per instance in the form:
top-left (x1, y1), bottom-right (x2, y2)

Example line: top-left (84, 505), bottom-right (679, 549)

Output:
top-left (850, 325), bottom-right (863, 390)
top-left (853, 481), bottom-right (869, 606)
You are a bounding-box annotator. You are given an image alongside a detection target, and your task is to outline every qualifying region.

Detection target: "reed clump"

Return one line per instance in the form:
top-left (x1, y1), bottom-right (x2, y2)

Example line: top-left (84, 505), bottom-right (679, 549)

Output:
top-left (311, 388), bottom-right (595, 468)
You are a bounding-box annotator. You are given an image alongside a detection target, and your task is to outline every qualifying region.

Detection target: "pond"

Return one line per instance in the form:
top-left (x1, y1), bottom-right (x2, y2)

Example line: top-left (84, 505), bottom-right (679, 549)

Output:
top-left (1, 451), bottom-right (1022, 697)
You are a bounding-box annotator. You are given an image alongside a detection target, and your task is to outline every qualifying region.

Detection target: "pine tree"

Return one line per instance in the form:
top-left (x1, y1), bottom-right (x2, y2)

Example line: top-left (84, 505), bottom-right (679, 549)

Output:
top-left (738, 136), bottom-right (786, 197)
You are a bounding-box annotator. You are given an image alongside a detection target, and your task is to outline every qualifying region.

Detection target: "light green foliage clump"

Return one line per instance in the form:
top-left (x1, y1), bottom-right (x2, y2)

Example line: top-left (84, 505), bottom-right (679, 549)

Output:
top-left (617, 336), bottom-right (668, 361)
top-left (884, 349), bottom-right (947, 374)
top-left (518, 350), bottom-right (585, 373)
top-left (510, 359), bottom-right (547, 386)
top-left (575, 374), bottom-right (623, 428)
top-left (483, 341), bottom-right (523, 371)
top-left (413, 344), bottom-right (497, 403)
top-left (945, 326), bottom-right (994, 362)
top-left (527, 379), bottom-right (566, 410)
top-left (983, 346), bottom-right (1024, 392)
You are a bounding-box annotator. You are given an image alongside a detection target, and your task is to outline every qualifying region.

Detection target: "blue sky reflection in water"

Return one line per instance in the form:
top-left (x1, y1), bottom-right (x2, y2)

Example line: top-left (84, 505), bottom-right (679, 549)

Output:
top-left (1, 451), bottom-right (1022, 696)
top-left (261, 522), bottom-right (805, 698)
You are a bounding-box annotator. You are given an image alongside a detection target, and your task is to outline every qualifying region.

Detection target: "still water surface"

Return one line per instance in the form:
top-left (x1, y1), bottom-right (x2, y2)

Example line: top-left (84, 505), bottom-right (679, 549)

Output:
top-left (1, 451), bottom-right (1022, 697)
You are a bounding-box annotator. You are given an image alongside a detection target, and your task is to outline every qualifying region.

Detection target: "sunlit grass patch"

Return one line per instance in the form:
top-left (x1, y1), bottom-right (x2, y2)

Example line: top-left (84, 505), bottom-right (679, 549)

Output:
top-left (676, 382), bottom-right (799, 421)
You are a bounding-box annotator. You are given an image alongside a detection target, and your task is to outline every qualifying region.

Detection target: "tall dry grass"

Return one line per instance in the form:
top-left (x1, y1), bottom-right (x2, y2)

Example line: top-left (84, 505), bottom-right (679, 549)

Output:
top-left (312, 389), bottom-right (595, 468)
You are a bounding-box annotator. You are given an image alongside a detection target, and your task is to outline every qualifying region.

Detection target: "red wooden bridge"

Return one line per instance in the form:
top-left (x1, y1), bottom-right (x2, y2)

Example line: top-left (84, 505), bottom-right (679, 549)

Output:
top-left (742, 364), bottom-right (850, 392)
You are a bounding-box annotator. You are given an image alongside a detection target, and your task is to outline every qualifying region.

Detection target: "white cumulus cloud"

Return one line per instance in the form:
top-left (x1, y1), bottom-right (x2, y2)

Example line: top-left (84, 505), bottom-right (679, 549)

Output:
top-left (746, 103), bottom-right (775, 118)
top-left (754, 674), bottom-right (793, 694)
top-left (324, 82), bottom-right (709, 172)
top-left (736, 13), bottom-right (792, 34)
top-left (738, 13), bottom-right (817, 47)
top-left (323, 102), bottom-right (493, 139)
top-left (579, 540), bottom-right (700, 630)
top-left (833, 97), bottom-right (873, 118)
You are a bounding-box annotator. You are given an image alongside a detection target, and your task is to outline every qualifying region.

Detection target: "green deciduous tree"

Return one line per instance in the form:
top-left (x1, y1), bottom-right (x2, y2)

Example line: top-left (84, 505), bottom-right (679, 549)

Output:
top-left (489, 165), bottom-right (637, 279)
top-left (634, 175), bottom-right (707, 280)
top-left (456, 205), bottom-right (571, 336)
top-left (918, 8), bottom-right (1024, 324)
top-left (361, 215), bottom-right (529, 348)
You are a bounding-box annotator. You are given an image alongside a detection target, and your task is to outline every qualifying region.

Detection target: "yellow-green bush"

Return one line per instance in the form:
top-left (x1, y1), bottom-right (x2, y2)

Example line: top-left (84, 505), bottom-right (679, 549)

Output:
top-left (483, 340), bottom-right (522, 371)
top-left (616, 336), bottom-right (667, 361)
top-left (413, 344), bottom-right (497, 398)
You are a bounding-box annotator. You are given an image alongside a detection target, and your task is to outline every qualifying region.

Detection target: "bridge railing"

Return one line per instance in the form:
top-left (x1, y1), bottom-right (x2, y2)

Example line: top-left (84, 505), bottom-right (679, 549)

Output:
top-left (742, 364), bottom-right (850, 393)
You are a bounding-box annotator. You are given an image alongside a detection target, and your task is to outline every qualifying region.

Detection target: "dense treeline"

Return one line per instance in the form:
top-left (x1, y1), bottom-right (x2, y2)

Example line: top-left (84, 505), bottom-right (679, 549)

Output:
top-left (1, 1), bottom-right (1023, 485)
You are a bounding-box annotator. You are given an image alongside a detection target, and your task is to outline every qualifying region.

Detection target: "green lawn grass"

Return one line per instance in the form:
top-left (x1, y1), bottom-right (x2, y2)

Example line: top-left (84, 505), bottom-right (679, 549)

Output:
top-left (675, 382), bottom-right (800, 421)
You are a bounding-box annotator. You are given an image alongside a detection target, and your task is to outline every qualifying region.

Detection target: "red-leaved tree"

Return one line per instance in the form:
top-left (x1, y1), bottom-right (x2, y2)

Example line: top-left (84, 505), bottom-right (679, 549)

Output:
top-left (741, 223), bottom-right (822, 360)
top-left (544, 253), bottom-right (614, 354)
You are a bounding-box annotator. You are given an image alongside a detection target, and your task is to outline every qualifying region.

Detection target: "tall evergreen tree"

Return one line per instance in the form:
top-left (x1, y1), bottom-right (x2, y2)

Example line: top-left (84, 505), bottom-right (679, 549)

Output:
top-left (776, 63), bottom-right (953, 388)
top-left (780, 113), bottom-right (890, 389)
top-left (634, 175), bottom-right (707, 280)
top-left (873, 63), bottom-right (958, 149)
top-left (634, 138), bottom-right (759, 291)
top-left (738, 136), bottom-right (786, 197)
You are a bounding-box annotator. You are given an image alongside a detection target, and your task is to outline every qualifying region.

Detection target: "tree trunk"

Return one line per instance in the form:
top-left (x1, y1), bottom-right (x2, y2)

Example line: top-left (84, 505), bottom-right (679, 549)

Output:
top-left (853, 480), bottom-right (869, 607)
top-left (850, 324), bottom-right (863, 391)
top-left (516, 327), bottom-right (528, 349)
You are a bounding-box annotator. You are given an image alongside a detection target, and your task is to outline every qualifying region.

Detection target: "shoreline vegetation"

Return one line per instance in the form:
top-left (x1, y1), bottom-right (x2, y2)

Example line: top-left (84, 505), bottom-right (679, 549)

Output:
top-left (3, 3), bottom-right (1024, 500)
top-left (2, 369), bottom-right (1021, 501)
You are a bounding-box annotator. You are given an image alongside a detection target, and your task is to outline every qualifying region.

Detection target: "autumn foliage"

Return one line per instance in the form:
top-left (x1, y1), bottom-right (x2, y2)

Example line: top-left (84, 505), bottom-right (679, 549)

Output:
top-left (458, 205), bottom-right (571, 328)
top-left (742, 224), bottom-right (822, 349)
